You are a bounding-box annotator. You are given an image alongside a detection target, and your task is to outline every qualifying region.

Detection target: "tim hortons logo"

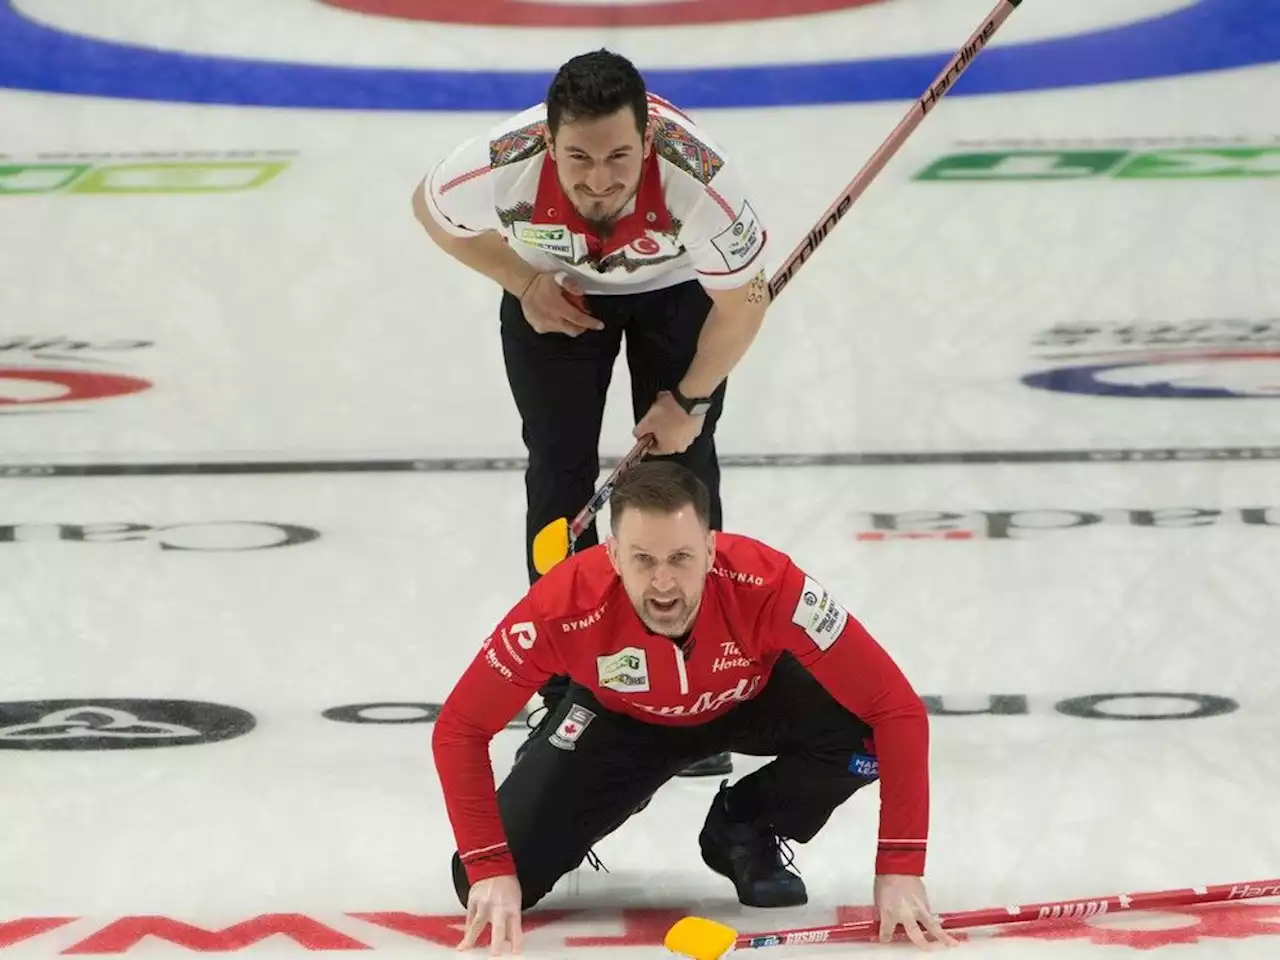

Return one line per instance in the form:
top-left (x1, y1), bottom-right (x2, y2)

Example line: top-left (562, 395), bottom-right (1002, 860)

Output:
top-left (712, 641), bottom-right (752, 673)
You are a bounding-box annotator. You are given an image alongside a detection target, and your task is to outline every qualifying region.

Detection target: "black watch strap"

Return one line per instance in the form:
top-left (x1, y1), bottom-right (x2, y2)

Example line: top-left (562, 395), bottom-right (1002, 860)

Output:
top-left (672, 385), bottom-right (714, 416)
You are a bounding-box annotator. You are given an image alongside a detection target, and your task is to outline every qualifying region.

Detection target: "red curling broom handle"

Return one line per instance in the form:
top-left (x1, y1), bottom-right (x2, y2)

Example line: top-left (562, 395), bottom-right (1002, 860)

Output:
top-left (560, 0), bottom-right (1025, 548)
top-left (566, 435), bottom-right (654, 541)
top-left (764, 0), bottom-right (1024, 301)
top-left (733, 879), bottom-right (1280, 949)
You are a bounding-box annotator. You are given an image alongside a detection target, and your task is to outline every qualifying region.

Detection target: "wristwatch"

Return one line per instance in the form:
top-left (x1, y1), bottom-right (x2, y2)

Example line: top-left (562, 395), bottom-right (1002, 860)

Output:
top-left (671, 385), bottom-right (714, 417)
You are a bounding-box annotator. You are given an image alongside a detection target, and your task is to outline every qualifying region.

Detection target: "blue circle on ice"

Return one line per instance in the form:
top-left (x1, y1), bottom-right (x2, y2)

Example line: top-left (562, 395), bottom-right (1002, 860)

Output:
top-left (1023, 352), bottom-right (1280, 399)
top-left (0, 0), bottom-right (1276, 110)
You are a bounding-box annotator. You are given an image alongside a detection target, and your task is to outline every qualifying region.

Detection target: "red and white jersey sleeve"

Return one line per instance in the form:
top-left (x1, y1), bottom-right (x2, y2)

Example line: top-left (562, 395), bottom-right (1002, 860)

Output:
top-left (665, 149), bottom-right (768, 291)
top-left (431, 595), bottom-right (564, 884)
top-left (422, 129), bottom-right (504, 239)
top-left (761, 560), bottom-right (932, 877)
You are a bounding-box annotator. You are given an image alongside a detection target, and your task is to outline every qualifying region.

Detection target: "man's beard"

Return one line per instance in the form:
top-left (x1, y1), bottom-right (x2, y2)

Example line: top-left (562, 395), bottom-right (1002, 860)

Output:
top-left (574, 182), bottom-right (639, 236)
top-left (585, 215), bottom-right (614, 237)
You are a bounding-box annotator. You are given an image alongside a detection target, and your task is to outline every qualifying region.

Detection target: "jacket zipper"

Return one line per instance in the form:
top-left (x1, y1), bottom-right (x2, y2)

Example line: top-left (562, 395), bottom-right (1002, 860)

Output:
top-left (673, 644), bottom-right (690, 695)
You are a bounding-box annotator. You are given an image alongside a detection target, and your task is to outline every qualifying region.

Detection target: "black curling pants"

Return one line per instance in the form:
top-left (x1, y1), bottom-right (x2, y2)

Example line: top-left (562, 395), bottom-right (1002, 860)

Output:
top-left (500, 279), bottom-right (727, 586)
top-left (500, 279), bottom-right (729, 704)
top-left (449, 652), bottom-right (879, 910)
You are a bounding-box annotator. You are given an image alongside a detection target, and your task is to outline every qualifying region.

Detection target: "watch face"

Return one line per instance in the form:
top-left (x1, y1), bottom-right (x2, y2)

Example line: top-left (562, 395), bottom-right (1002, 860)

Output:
top-left (690, 400), bottom-right (712, 416)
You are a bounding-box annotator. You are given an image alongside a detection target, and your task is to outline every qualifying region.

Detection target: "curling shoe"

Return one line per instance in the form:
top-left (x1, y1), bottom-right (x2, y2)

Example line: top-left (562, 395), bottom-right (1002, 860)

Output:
top-left (676, 750), bottom-right (734, 777)
top-left (698, 781), bottom-right (807, 908)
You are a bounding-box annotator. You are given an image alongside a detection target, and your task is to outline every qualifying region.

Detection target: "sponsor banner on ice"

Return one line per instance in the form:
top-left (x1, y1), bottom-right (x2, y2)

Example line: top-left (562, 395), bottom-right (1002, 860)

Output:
top-left (1023, 319), bottom-right (1280, 400)
top-left (2, 895), bottom-right (1278, 953)
top-left (915, 139), bottom-right (1280, 182)
top-left (0, 521), bottom-right (320, 551)
top-left (0, 691), bottom-right (1245, 752)
top-left (0, 151), bottom-right (294, 196)
top-left (855, 505), bottom-right (1280, 542)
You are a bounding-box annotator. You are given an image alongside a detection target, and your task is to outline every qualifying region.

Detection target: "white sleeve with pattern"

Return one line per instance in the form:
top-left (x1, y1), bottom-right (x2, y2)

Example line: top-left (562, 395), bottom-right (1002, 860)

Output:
top-left (679, 165), bottom-right (769, 292)
top-left (423, 134), bottom-right (502, 239)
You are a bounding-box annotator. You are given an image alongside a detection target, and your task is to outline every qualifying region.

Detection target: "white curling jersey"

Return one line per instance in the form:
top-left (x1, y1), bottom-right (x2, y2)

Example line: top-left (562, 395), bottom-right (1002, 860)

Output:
top-left (422, 94), bottom-right (768, 296)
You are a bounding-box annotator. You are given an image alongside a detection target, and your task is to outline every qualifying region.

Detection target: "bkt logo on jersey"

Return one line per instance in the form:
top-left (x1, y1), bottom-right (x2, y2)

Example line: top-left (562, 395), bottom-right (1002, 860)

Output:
top-left (597, 647), bottom-right (650, 693)
top-left (510, 222), bottom-right (680, 265)
top-left (1023, 349), bottom-right (1280, 399)
top-left (513, 224), bottom-right (579, 258)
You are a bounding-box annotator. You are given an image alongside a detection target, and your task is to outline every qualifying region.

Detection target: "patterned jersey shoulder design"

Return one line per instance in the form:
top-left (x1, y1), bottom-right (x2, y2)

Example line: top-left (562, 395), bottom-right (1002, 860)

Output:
top-left (651, 115), bottom-right (724, 185)
top-left (496, 201), bottom-right (535, 228)
top-left (490, 121), bottom-right (548, 169)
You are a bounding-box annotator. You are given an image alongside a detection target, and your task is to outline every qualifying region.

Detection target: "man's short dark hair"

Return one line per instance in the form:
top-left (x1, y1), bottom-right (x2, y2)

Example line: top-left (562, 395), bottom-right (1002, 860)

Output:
top-left (609, 461), bottom-right (711, 533)
top-left (546, 49), bottom-right (648, 139)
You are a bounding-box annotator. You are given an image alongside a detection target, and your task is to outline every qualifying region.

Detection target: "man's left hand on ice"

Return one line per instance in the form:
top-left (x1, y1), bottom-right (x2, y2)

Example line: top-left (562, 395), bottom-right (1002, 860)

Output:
top-left (875, 874), bottom-right (959, 951)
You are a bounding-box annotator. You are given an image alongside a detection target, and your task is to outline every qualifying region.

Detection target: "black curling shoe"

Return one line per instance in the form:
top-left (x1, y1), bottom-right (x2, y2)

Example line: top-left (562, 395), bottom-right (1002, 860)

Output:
top-left (698, 781), bottom-right (807, 908)
top-left (676, 750), bottom-right (734, 777)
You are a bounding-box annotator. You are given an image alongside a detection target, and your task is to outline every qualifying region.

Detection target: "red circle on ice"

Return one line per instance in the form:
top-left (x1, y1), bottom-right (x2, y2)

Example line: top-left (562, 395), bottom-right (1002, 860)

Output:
top-left (0, 368), bottom-right (152, 406)
top-left (319, 0), bottom-right (885, 27)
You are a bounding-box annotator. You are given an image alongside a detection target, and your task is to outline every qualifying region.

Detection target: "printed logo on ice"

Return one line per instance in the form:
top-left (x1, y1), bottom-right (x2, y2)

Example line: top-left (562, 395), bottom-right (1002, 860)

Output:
top-left (0, 699), bottom-right (255, 751)
top-left (1022, 320), bottom-right (1280, 399)
top-left (0, 336), bottom-right (154, 412)
top-left (0, 521), bottom-right (319, 551)
top-left (914, 142), bottom-right (1280, 181)
top-left (856, 506), bottom-right (1280, 541)
top-left (4, 900), bottom-right (1278, 953)
top-left (597, 647), bottom-right (650, 693)
top-left (0, 151), bottom-right (293, 195)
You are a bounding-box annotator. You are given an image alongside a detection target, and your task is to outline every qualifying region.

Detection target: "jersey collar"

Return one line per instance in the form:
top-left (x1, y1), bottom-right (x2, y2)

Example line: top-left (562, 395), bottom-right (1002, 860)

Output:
top-left (532, 150), bottom-right (672, 258)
